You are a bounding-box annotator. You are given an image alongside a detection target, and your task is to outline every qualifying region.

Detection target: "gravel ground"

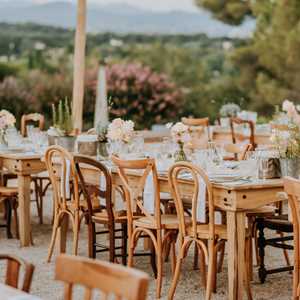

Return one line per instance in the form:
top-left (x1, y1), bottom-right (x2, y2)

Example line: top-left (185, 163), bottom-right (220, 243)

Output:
top-left (0, 187), bottom-right (293, 300)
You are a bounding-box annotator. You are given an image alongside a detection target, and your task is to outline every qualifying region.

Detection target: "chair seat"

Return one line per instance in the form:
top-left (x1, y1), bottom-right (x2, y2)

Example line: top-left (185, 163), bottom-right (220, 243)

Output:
top-left (31, 171), bottom-right (50, 180)
top-left (133, 214), bottom-right (184, 230)
top-left (0, 187), bottom-right (18, 197)
top-left (187, 224), bottom-right (228, 240)
top-left (246, 205), bottom-right (277, 216)
top-left (92, 210), bottom-right (128, 223)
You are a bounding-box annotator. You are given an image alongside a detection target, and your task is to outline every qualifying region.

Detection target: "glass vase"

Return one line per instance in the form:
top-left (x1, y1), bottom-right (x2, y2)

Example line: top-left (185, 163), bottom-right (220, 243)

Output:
top-left (174, 142), bottom-right (187, 162)
top-left (0, 131), bottom-right (7, 150)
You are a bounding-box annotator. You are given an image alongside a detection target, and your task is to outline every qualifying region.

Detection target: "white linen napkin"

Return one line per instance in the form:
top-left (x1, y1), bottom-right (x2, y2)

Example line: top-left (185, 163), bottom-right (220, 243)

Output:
top-left (197, 175), bottom-right (207, 223)
top-left (143, 173), bottom-right (155, 214)
top-left (9, 296), bottom-right (41, 300)
top-left (61, 159), bottom-right (71, 199)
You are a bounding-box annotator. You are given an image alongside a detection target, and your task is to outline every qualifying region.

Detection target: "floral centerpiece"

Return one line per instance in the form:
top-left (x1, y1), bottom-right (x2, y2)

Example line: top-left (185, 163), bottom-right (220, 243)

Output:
top-left (0, 109), bottom-right (16, 148)
top-left (270, 100), bottom-right (300, 177)
top-left (106, 118), bottom-right (135, 155)
top-left (167, 122), bottom-right (191, 162)
top-left (219, 103), bottom-right (241, 126)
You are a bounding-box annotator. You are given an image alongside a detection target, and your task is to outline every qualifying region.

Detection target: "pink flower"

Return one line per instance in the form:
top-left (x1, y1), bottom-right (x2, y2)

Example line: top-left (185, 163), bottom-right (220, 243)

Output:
top-left (282, 100), bottom-right (297, 118)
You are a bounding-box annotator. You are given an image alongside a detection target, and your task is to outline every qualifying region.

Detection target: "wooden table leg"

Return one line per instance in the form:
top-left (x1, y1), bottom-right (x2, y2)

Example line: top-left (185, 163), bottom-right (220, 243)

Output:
top-left (18, 174), bottom-right (32, 247)
top-left (236, 212), bottom-right (247, 300)
top-left (59, 214), bottom-right (69, 254)
top-left (227, 211), bottom-right (238, 300)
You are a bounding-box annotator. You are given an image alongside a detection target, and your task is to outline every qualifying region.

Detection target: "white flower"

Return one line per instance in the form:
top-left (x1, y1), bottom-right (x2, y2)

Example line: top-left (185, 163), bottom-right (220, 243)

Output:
top-left (166, 122), bottom-right (173, 129)
top-left (170, 122), bottom-right (191, 144)
top-left (0, 110), bottom-right (16, 130)
top-left (106, 118), bottom-right (135, 143)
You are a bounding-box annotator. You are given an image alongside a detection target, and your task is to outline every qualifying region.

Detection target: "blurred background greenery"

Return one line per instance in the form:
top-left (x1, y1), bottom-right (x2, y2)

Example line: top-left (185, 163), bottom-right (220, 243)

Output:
top-left (0, 0), bottom-right (299, 129)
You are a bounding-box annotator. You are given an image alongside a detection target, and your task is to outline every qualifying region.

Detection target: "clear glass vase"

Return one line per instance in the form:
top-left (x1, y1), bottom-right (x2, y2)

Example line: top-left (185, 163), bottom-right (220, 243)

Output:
top-left (0, 131), bottom-right (7, 150)
top-left (174, 142), bottom-right (187, 162)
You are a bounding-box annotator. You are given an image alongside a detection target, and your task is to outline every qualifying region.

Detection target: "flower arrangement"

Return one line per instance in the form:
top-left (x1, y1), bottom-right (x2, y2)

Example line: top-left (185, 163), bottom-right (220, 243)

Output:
top-left (106, 118), bottom-right (135, 143)
top-left (270, 100), bottom-right (300, 159)
top-left (219, 103), bottom-right (241, 118)
top-left (0, 109), bottom-right (16, 131)
top-left (167, 122), bottom-right (191, 161)
top-left (0, 109), bottom-right (16, 146)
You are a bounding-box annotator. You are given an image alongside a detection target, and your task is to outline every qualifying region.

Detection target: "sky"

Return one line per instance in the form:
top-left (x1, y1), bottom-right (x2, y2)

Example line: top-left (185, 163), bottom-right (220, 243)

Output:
top-left (4, 0), bottom-right (199, 12)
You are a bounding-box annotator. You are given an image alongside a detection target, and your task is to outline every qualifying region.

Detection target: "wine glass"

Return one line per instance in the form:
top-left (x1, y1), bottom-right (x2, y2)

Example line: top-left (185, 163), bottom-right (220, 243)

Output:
top-left (259, 157), bottom-right (269, 181)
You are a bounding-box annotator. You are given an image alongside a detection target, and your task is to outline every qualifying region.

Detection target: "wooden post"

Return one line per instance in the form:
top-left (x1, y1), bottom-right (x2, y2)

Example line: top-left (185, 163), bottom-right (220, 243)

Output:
top-left (72, 0), bottom-right (87, 132)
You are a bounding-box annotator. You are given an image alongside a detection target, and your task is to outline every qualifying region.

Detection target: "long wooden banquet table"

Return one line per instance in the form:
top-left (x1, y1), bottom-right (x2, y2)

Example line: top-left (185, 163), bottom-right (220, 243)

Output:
top-left (0, 151), bottom-right (283, 300)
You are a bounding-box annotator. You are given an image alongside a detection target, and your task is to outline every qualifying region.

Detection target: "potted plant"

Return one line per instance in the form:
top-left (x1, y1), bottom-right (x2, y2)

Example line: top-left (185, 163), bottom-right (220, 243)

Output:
top-left (0, 110), bottom-right (16, 150)
top-left (48, 99), bottom-right (76, 152)
top-left (271, 100), bottom-right (300, 178)
top-left (167, 122), bottom-right (191, 162)
top-left (219, 103), bottom-right (241, 127)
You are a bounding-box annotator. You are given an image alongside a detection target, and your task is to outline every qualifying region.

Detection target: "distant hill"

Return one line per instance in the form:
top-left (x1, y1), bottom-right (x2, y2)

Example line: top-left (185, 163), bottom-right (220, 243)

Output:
top-left (0, 1), bottom-right (255, 37)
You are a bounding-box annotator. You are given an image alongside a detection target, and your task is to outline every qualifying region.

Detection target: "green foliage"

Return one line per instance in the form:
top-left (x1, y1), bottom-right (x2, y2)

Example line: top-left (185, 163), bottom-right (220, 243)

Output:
top-left (52, 98), bottom-right (73, 135)
top-left (196, 0), bottom-right (252, 25)
top-left (197, 0), bottom-right (300, 115)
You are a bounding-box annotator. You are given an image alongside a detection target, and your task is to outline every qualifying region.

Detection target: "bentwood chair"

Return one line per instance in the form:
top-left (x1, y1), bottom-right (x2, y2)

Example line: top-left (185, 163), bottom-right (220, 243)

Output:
top-left (0, 254), bottom-right (34, 293)
top-left (283, 177), bottom-right (300, 300)
top-left (112, 155), bottom-right (180, 298)
top-left (230, 117), bottom-right (255, 149)
top-left (223, 143), bottom-right (253, 161)
top-left (168, 162), bottom-right (253, 300)
top-left (0, 186), bottom-right (19, 239)
top-left (21, 113), bottom-right (49, 224)
top-left (45, 146), bottom-right (86, 262)
top-left (74, 155), bottom-right (128, 265)
top-left (55, 254), bottom-right (149, 300)
top-left (182, 117), bottom-right (211, 147)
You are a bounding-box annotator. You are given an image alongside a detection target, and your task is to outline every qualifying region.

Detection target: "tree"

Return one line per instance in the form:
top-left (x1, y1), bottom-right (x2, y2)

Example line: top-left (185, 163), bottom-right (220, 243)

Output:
top-left (196, 0), bottom-right (300, 114)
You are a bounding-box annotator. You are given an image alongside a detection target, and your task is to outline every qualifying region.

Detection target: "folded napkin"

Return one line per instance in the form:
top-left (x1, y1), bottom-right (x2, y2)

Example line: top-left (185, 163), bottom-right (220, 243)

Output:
top-left (143, 173), bottom-right (155, 214)
top-left (61, 159), bottom-right (71, 199)
top-left (8, 296), bottom-right (42, 300)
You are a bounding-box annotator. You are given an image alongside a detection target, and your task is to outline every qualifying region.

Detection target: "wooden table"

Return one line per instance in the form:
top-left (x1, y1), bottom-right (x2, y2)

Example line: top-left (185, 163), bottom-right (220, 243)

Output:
top-left (78, 163), bottom-right (283, 300)
top-left (0, 153), bottom-right (45, 247)
top-left (0, 152), bottom-right (284, 299)
top-left (0, 283), bottom-right (42, 299)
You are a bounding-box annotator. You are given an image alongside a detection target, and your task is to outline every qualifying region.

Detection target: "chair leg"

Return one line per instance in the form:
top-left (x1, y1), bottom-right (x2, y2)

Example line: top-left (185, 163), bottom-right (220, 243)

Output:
top-left (108, 223), bottom-right (116, 263)
top-left (198, 244), bottom-right (207, 288)
top-left (257, 220), bottom-right (267, 283)
top-left (12, 200), bottom-right (19, 239)
top-left (168, 243), bottom-right (185, 300)
top-left (72, 215), bottom-right (80, 256)
top-left (4, 199), bottom-right (12, 239)
top-left (156, 232), bottom-right (163, 299)
top-left (150, 235), bottom-right (158, 278)
top-left (205, 241), bottom-right (215, 300)
top-left (121, 223), bottom-right (127, 266)
top-left (47, 216), bottom-right (59, 262)
top-left (87, 222), bottom-right (96, 258)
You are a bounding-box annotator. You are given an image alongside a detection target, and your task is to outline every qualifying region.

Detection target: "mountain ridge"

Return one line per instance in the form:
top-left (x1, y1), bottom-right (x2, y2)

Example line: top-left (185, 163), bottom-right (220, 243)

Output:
top-left (0, 1), bottom-right (255, 37)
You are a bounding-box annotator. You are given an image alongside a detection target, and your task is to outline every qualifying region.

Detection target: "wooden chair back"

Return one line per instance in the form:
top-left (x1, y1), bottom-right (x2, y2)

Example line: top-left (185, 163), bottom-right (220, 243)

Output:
top-left (111, 155), bottom-right (161, 234)
top-left (223, 143), bottom-right (253, 161)
top-left (45, 145), bottom-right (80, 212)
top-left (168, 162), bottom-right (215, 239)
top-left (283, 177), bottom-right (300, 298)
top-left (55, 254), bottom-right (149, 300)
top-left (74, 155), bottom-right (113, 222)
top-left (21, 113), bottom-right (45, 137)
top-left (230, 117), bottom-right (255, 148)
top-left (182, 117), bottom-right (210, 141)
top-left (0, 254), bottom-right (34, 293)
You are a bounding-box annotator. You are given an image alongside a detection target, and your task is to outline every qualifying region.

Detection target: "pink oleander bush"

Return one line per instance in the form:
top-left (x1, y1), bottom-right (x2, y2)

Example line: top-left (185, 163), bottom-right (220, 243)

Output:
top-left (89, 63), bottom-right (184, 129)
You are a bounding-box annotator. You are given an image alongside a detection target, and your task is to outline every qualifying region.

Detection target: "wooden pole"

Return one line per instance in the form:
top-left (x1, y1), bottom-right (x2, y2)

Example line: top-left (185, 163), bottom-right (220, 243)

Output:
top-left (72, 0), bottom-right (87, 132)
